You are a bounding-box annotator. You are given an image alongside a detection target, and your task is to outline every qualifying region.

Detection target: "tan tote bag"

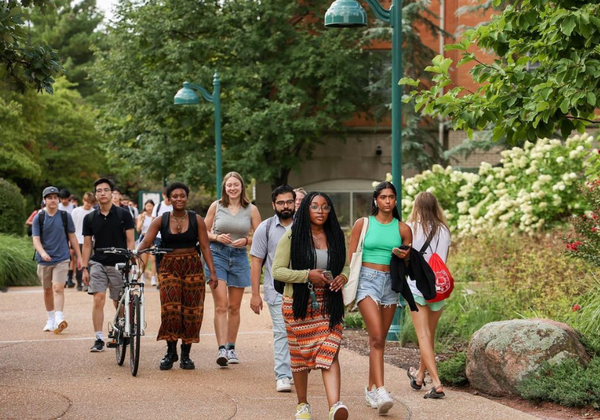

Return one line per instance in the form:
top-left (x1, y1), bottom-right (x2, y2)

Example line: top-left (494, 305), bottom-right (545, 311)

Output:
top-left (343, 217), bottom-right (369, 307)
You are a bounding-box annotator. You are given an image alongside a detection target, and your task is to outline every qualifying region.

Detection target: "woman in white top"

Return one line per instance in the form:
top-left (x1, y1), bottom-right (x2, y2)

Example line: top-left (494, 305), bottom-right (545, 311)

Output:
top-left (137, 200), bottom-right (157, 286)
top-left (406, 192), bottom-right (451, 399)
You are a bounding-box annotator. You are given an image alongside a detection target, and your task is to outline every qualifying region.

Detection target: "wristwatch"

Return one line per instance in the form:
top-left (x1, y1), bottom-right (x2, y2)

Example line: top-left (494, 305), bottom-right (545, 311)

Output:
top-left (82, 267), bottom-right (89, 271)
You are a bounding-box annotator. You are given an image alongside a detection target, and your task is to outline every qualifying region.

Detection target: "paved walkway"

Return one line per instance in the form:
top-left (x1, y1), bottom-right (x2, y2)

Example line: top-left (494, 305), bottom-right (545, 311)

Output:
top-left (0, 286), bottom-right (539, 420)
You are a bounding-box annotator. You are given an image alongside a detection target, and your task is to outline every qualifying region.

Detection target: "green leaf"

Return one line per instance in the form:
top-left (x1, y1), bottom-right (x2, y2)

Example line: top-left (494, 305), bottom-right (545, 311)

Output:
top-left (587, 92), bottom-right (596, 106)
top-left (561, 16), bottom-right (577, 37)
top-left (398, 77), bottom-right (420, 87)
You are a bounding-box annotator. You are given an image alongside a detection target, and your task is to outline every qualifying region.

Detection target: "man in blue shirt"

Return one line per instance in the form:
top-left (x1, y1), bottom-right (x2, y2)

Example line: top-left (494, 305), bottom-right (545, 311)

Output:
top-left (32, 186), bottom-right (82, 334)
top-left (249, 185), bottom-right (296, 392)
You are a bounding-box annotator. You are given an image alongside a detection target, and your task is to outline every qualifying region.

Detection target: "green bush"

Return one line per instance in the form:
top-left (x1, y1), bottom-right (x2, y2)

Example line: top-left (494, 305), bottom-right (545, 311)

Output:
top-left (343, 310), bottom-right (365, 329)
top-left (0, 235), bottom-right (38, 288)
top-left (0, 178), bottom-right (26, 235)
top-left (568, 277), bottom-right (600, 354)
top-left (518, 357), bottom-right (600, 408)
top-left (438, 352), bottom-right (468, 386)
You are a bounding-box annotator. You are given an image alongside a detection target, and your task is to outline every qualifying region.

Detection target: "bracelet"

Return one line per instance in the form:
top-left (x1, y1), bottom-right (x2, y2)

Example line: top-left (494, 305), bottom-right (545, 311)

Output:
top-left (82, 267), bottom-right (89, 271)
top-left (306, 269), bottom-right (310, 282)
top-left (244, 237), bottom-right (249, 246)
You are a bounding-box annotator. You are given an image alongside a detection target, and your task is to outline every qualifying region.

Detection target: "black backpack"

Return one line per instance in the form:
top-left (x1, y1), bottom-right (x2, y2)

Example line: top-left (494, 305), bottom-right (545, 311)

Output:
top-left (33, 210), bottom-right (69, 260)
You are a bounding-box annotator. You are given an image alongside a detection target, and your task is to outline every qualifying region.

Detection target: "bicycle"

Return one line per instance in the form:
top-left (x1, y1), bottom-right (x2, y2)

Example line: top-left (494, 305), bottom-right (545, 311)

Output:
top-left (96, 246), bottom-right (171, 376)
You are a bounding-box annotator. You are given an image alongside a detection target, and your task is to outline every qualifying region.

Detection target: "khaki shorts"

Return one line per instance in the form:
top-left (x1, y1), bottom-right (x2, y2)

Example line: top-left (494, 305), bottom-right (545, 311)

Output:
top-left (88, 260), bottom-right (123, 301)
top-left (37, 260), bottom-right (70, 289)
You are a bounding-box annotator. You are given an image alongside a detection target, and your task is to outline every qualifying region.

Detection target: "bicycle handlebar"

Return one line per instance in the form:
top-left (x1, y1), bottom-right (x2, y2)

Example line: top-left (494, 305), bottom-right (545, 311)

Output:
top-left (96, 247), bottom-right (173, 255)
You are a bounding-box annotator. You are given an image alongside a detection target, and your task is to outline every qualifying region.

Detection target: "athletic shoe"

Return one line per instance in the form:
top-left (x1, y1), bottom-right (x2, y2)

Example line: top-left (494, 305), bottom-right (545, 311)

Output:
top-left (53, 319), bottom-right (68, 334)
top-left (295, 402), bottom-right (312, 420)
top-left (151, 276), bottom-right (157, 286)
top-left (227, 348), bottom-right (239, 364)
top-left (90, 339), bottom-right (105, 352)
top-left (276, 377), bottom-right (292, 392)
top-left (365, 386), bottom-right (377, 409)
top-left (216, 348), bottom-right (228, 367)
top-left (43, 319), bottom-right (55, 332)
top-left (375, 386), bottom-right (394, 415)
top-left (328, 401), bottom-right (349, 420)
top-left (82, 285), bottom-right (89, 292)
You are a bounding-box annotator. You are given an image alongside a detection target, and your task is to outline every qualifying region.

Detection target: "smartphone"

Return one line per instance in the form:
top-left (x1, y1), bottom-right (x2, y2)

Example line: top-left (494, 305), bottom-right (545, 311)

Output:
top-left (322, 270), bottom-right (334, 282)
top-left (399, 244), bottom-right (410, 250)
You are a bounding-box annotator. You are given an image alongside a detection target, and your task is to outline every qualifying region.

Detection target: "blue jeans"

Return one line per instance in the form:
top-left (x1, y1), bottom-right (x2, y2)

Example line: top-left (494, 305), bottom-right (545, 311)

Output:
top-left (268, 294), bottom-right (292, 380)
top-left (205, 242), bottom-right (250, 288)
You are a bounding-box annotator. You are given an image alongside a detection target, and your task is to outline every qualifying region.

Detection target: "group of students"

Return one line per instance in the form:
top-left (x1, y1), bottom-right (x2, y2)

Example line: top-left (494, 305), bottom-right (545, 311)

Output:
top-left (32, 173), bottom-right (450, 420)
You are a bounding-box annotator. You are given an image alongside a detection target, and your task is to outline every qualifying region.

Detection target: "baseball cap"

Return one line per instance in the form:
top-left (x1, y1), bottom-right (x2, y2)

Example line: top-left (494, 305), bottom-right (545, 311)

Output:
top-left (42, 186), bottom-right (60, 199)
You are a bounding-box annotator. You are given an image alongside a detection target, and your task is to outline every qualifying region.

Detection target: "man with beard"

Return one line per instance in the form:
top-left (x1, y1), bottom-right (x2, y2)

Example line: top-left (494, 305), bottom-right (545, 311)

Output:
top-left (250, 185), bottom-right (296, 393)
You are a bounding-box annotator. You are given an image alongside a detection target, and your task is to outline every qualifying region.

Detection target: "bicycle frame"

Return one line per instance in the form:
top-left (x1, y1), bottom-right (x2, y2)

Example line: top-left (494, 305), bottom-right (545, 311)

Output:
top-left (114, 262), bottom-right (145, 338)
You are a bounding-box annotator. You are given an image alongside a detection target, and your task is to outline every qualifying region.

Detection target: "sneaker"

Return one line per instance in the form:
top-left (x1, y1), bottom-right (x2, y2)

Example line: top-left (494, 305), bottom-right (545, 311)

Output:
top-left (276, 377), bottom-right (292, 392)
top-left (90, 339), bottom-right (105, 352)
top-left (151, 276), bottom-right (157, 286)
top-left (328, 401), bottom-right (349, 420)
top-left (227, 348), bottom-right (239, 364)
top-left (43, 319), bottom-right (55, 332)
top-left (53, 319), bottom-right (68, 334)
top-left (365, 386), bottom-right (377, 409)
top-left (295, 402), bottom-right (312, 420)
top-left (83, 285), bottom-right (89, 292)
top-left (216, 348), bottom-right (228, 367)
top-left (375, 386), bottom-right (394, 415)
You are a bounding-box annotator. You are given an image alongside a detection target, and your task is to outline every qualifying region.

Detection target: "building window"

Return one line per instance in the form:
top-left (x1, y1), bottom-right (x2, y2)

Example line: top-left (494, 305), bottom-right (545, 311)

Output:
top-left (323, 191), bottom-right (373, 228)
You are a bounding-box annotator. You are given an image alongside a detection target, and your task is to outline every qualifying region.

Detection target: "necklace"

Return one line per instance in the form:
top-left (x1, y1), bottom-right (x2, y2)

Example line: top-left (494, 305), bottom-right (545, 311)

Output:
top-left (312, 233), bottom-right (325, 249)
top-left (171, 211), bottom-right (187, 233)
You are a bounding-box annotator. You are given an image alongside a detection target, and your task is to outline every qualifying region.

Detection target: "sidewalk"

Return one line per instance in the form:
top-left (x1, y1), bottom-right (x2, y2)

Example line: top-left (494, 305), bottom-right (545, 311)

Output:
top-left (0, 286), bottom-right (539, 420)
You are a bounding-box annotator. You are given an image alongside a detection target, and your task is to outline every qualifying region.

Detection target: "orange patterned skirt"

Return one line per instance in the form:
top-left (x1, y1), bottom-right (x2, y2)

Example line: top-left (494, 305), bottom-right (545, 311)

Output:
top-left (282, 286), bottom-right (343, 372)
top-left (157, 251), bottom-right (205, 344)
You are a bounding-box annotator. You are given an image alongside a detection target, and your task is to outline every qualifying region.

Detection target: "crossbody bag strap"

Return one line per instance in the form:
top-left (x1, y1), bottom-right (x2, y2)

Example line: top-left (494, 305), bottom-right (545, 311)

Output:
top-left (419, 226), bottom-right (435, 255)
top-left (357, 217), bottom-right (369, 252)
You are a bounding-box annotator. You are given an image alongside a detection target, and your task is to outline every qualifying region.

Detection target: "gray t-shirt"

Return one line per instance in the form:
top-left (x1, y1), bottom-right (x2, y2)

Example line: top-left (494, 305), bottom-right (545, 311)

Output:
top-left (32, 211), bottom-right (75, 266)
top-left (249, 215), bottom-right (292, 305)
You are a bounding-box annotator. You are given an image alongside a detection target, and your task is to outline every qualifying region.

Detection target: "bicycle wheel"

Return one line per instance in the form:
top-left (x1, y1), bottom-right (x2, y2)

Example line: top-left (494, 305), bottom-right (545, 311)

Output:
top-left (129, 294), bottom-right (141, 376)
top-left (115, 316), bottom-right (127, 366)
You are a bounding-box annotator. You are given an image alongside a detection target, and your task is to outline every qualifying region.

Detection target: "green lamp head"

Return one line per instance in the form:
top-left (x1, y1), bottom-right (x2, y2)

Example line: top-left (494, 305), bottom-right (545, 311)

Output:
top-left (174, 82), bottom-right (200, 105)
top-left (324, 0), bottom-right (367, 28)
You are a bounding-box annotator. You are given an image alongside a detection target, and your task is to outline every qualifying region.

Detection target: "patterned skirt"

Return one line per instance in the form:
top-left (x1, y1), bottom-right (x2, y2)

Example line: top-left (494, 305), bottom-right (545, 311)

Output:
top-left (282, 286), bottom-right (343, 372)
top-left (157, 251), bottom-right (205, 344)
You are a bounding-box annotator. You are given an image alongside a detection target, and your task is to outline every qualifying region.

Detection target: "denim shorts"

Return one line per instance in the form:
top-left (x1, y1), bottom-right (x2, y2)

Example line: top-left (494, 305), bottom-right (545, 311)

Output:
top-left (204, 242), bottom-right (250, 288)
top-left (356, 266), bottom-right (400, 307)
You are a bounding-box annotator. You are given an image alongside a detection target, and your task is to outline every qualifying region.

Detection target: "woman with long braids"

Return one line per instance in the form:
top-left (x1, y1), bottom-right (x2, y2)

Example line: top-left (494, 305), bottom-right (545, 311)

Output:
top-left (272, 192), bottom-right (350, 420)
top-left (347, 181), bottom-right (412, 415)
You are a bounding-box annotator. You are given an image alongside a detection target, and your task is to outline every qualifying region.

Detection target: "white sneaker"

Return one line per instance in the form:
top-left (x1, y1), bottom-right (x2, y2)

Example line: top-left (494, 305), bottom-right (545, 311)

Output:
top-left (375, 386), bottom-right (394, 415)
top-left (365, 386), bottom-right (377, 408)
top-left (329, 401), bottom-right (349, 420)
top-left (227, 348), bottom-right (239, 364)
top-left (295, 402), bottom-right (312, 420)
top-left (216, 348), bottom-right (228, 367)
top-left (151, 276), bottom-right (157, 286)
top-left (276, 377), bottom-right (292, 392)
top-left (43, 319), bottom-right (55, 332)
top-left (54, 318), bottom-right (68, 334)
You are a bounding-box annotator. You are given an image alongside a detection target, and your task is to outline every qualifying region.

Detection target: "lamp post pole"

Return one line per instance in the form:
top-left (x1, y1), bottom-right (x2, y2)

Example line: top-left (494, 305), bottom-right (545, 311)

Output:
top-left (174, 71), bottom-right (223, 198)
top-left (325, 0), bottom-right (404, 341)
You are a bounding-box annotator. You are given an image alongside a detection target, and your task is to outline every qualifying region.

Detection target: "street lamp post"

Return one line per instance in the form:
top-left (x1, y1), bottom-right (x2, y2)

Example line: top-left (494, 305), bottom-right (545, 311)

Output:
top-left (174, 71), bottom-right (223, 198)
top-left (325, 0), bottom-right (404, 341)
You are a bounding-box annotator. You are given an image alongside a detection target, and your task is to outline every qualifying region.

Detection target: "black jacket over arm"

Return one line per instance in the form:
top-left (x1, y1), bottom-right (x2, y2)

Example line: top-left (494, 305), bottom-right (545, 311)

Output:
top-left (390, 248), bottom-right (437, 312)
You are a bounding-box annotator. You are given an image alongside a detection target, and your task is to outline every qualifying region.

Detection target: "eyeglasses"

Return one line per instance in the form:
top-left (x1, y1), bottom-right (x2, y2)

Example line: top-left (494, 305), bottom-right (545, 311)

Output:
top-left (275, 200), bottom-right (295, 207)
top-left (95, 188), bottom-right (111, 194)
top-left (309, 205), bottom-right (331, 213)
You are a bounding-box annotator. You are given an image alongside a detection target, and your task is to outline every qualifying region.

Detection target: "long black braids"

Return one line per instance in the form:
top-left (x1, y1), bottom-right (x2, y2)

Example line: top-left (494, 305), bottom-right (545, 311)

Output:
top-left (290, 192), bottom-right (346, 330)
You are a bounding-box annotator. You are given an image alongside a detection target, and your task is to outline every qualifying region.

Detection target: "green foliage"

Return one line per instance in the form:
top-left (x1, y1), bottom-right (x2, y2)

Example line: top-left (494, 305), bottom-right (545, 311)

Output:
top-left (343, 310), bottom-right (365, 329)
top-left (567, 275), bottom-right (600, 353)
top-left (0, 234), bottom-right (38, 289)
top-left (518, 357), bottom-right (600, 408)
top-left (566, 180), bottom-right (600, 267)
top-left (0, 178), bottom-right (26, 235)
top-left (438, 352), bottom-right (468, 386)
top-left (401, 0), bottom-right (600, 144)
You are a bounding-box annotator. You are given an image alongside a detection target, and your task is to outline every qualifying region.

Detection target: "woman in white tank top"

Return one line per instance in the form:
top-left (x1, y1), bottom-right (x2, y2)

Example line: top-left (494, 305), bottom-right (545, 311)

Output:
top-left (136, 200), bottom-right (157, 286)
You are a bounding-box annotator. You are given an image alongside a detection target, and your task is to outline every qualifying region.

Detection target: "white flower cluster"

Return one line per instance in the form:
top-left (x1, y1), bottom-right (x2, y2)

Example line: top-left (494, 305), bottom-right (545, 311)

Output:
top-left (390, 134), bottom-right (598, 237)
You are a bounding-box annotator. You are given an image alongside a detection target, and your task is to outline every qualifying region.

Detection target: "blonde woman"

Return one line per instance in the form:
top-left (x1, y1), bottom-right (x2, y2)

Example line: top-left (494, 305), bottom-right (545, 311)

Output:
top-left (204, 172), bottom-right (261, 366)
top-left (406, 192), bottom-right (451, 399)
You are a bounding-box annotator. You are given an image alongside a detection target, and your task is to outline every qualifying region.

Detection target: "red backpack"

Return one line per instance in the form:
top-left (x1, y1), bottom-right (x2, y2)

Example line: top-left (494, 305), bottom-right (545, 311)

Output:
top-left (419, 230), bottom-right (454, 303)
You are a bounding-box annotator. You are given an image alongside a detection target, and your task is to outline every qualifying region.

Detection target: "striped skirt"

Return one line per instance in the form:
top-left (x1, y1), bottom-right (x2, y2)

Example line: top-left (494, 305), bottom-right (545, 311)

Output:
top-left (282, 286), bottom-right (343, 372)
top-left (157, 251), bottom-right (205, 344)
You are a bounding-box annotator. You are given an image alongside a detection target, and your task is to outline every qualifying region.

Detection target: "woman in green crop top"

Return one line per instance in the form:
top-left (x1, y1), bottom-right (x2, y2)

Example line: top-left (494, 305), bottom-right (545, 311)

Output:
top-left (347, 181), bottom-right (412, 415)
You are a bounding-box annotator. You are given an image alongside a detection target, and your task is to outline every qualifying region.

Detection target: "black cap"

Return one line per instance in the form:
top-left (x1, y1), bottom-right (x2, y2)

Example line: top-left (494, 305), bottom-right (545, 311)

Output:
top-left (42, 186), bottom-right (59, 199)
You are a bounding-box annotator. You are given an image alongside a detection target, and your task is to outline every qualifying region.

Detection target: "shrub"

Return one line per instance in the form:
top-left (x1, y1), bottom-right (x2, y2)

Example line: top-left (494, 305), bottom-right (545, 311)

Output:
top-left (0, 178), bottom-right (26, 235)
top-left (343, 310), bottom-right (365, 329)
top-left (568, 276), bottom-right (600, 354)
top-left (438, 352), bottom-right (468, 386)
top-left (0, 235), bottom-right (38, 288)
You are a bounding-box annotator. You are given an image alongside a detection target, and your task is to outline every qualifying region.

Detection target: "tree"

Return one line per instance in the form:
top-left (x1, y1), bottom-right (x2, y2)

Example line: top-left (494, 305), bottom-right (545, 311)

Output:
top-left (0, 0), bottom-right (63, 93)
top-left (401, 0), bottom-right (600, 144)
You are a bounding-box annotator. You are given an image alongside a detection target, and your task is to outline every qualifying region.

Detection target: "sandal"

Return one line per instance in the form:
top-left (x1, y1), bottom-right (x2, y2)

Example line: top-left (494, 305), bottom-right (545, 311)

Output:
top-left (406, 367), bottom-right (425, 390)
top-left (423, 386), bottom-right (445, 399)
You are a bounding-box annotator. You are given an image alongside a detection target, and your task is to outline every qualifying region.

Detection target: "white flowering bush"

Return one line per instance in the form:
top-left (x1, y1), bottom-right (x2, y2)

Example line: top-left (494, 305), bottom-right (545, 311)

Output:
top-left (375, 134), bottom-right (599, 237)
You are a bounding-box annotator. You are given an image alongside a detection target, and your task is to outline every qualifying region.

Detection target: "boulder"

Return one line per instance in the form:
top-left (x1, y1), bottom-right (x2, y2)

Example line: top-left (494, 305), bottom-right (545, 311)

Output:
top-left (466, 318), bottom-right (590, 396)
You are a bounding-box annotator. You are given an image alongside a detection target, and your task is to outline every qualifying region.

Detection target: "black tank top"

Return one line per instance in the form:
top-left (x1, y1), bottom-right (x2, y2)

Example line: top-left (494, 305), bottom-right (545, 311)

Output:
top-left (161, 213), bottom-right (198, 249)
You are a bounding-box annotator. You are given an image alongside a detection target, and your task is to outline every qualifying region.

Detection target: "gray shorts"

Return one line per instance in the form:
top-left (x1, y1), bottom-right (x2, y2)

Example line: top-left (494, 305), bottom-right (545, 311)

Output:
top-left (88, 260), bottom-right (123, 301)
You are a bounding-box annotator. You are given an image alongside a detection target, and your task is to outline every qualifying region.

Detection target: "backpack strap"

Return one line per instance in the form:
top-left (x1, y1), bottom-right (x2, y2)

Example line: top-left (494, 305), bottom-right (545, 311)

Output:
top-left (261, 217), bottom-right (274, 268)
top-left (38, 210), bottom-right (46, 247)
top-left (60, 210), bottom-right (69, 242)
top-left (419, 227), bottom-right (435, 255)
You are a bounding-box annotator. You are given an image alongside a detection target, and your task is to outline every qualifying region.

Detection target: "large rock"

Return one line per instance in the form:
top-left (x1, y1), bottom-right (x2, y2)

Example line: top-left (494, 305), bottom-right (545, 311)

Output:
top-left (466, 319), bottom-right (590, 396)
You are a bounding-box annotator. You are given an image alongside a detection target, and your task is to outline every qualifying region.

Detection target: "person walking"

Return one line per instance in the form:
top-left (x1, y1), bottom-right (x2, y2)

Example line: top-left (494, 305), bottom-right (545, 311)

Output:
top-left (293, 187), bottom-right (307, 212)
top-left (32, 186), bottom-right (82, 334)
top-left (405, 191), bottom-right (450, 399)
top-left (249, 185), bottom-right (296, 392)
top-left (204, 172), bottom-right (261, 367)
top-left (138, 182), bottom-right (218, 371)
top-left (152, 187), bottom-right (173, 274)
top-left (136, 199), bottom-right (157, 286)
top-left (347, 181), bottom-right (412, 415)
top-left (71, 192), bottom-right (96, 291)
top-left (272, 192), bottom-right (350, 420)
top-left (81, 178), bottom-right (135, 352)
